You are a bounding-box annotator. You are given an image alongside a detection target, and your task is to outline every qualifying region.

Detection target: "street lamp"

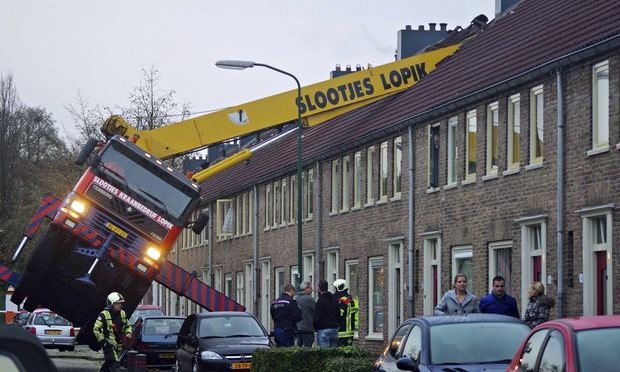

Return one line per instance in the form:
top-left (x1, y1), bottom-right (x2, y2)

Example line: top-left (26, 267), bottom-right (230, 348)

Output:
top-left (216, 60), bottom-right (304, 287)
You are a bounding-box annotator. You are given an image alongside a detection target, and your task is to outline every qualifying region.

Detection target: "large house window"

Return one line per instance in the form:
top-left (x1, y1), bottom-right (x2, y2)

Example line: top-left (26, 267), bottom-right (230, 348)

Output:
top-left (273, 181), bottom-right (280, 227)
top-left (326, 249), bottom-right (339, 285)
top-left (591, 60), bottom-right (609, 153)
top-left (281, 179), bottom-right (288, 225)
top-left (452, 246), bottom-right (473, 292)
top-left (331, 159), bottom-right (339, 213)
top-left (236, 272), bottom-right (245, 306)
top-left (353, 151), bottom-right (362, 208)
top-left (489, 241), bottom-right (514, 295)
top-left (379, 141), bottom-right (388, 201)
top-left (342, 156), bottom-right (350, 211)
top-left (507, 94), bottom-right (521, 171)
top-left (225, 274), bottom-right (233, 298)
top-left (289, 175), bottom-right (296, 224)
top-left (212, 266), bottom-right (222, 292)
top-left (345, 259), bottom-right (359, 337)
top-left (366, 146), bottom-right (375, 205)
top-left (447, 116), bottom-right (458, 186)
top-left (393, 136), bottom-right (402, 197)
top-left (428, 124), bottom-right (440, 188)
top-left (303, 253), bottom-right (314, 285)
top-left (306, 169), bottom-right (314, 220)
top-left (465, 110), bottom-right (477, 181)
top-left (216, 199), bottom-right (233, 239)
top-left (274, 267), bottom-right (285, 298)
top-left (248, 189), bottom-right (254, 233)
top-left (265, 185), bottom-right (272, 229)
top-left (368, 256), bottom-right (385, 339)
top-left (486, 102), bottom-right (499, 175)
top-left (517, 214), bottom-right (547, 312)
top-left (529, 85), bottom-right (544, 165)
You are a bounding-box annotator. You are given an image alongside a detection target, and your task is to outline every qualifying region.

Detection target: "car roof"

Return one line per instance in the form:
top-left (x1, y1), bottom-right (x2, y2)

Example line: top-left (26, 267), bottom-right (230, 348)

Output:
top-left (141, 316), bottom-right (184, 320)
top-left (194, 311), bottom-right (251, 319)
top-left (407, 313), bottom-right (528, 326)
top-left (135, 304), bottom-right (163, 310)
top-left (544, 315), bottom-right (620, 331)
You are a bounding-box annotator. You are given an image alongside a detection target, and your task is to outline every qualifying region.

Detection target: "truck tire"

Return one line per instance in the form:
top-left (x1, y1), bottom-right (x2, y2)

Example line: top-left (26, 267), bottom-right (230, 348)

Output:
top-left (12, 228), bottom-right (58, 309)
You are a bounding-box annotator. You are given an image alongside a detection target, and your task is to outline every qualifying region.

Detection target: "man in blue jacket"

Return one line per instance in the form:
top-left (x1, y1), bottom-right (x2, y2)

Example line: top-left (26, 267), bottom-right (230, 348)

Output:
top-left (479, 275), bottom-right (520, 318)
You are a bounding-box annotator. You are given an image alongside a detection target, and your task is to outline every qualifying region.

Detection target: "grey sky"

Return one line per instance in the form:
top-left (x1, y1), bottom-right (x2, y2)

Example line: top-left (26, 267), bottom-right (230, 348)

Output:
top-left (1, 1), bottom-right (495, 137)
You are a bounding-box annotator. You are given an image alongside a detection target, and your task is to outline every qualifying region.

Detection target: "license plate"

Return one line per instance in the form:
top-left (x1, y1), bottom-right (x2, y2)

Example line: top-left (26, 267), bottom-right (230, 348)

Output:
top-left (159, 353), bottom-right (175, 359)
top-left (231, 362), bottom-right (251, 369)
top-left (105, 222), bottom-right (128, 238)
top-left (45, 330), bottom-right (62, 335)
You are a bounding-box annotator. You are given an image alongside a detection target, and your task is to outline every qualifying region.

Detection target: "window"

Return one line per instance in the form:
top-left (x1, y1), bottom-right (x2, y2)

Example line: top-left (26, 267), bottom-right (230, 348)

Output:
top-left (401, 325), bottom-right (422, 363)
top-left (242, 192), bottom-right (248, 235)
top-left (213, 266), bottom-right (222, 292)
top-left (518, 215), bottom-right (547, 313)
top-left (486, 102), bottom-right (499, 175)
top-left (291, 266), bottom-right (300, 290)
top-left (507, 94), bottom-right (521, 171)
top-left (379, 141), bottom-right (388, 201)
top-left (578, 205), bottom-right (613, 315)
top-left (342, 156), bottom-right (350, 211)
top-left (303, 253), bottom-right (314, 285)
top-left (331, 159), bottom-right (339, 213)
top-left (345, 259), bottom-right (360, 336)
top-left (368, 257), bottom-right (385, 339)
top-left (224, 274), bottom-right (233, 298)
top-left (235, 195), bottom-right (242, 236)
top-left (529, 85), bottom-right (544, 165)
top-left (216, 199), bottom-right (233, 239)
top-left (489, 241), bottom-right (514, 296)
top-left (248, 189), bottom-right (254, 233)
top-left (289, 176), bottom-right (296, 224)
top-left (452, 246), bottom-right (473, 292)
top-left (539, 330), bottom-right (566, 372)
top-left (591, 60), bottom-right (609, 152)
top-left (422, 233), bottom-right (442, 315)
top-left (517, 330), bottom-right (548, 371)
top-left (447, 116), bottom-right (458, 185)
top-left (326, 249), bottom-right (339, 284)
top-left (387, 324), bottom-right (412, 359)
top-left (429, 124), bottom-right (440, 188)
top-left (393, 136), bottom-right (402, 197)
top-left (306, 169), bottom-right (314, 219)
top-left (280, 179), bottom-right (288, 226)
top-left (353, 151), bottom-right (362, 208)
top-left (465, 110), bottom-right (477, 181)
top-left (265, 185), bottom-right (272, 229)
top-left (236, 272), bottom-right (244, 305)
top-left (273, 181), bottom-right (280, 227)
top-left (388, 241), bottom-right (404, 337)
top-left (366, 146), bottom-right (375, 205)
top-left (274, 267), bottom-right (285, 297)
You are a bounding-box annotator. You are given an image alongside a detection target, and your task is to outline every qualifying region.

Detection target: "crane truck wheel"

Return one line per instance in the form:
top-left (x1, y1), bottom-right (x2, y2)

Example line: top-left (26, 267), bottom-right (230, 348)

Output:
top-left (11, 228), bottom-right (58, 309)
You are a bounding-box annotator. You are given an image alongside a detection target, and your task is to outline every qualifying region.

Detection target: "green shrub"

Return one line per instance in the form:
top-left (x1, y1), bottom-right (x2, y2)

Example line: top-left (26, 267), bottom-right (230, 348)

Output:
top-left (252, 346), bottom-right (371, 372)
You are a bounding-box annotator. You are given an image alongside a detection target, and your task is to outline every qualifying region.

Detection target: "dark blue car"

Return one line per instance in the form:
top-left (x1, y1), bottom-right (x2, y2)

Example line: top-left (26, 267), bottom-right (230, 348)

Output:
top-left (131, 315), bottom-right (185, 369)
top-left (372, 313), bottom-right (530, 372)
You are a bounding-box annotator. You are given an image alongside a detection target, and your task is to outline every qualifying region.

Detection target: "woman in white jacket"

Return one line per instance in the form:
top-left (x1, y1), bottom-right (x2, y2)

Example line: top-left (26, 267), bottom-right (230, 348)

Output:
top-left (434, 274), bottom-right (480, 315)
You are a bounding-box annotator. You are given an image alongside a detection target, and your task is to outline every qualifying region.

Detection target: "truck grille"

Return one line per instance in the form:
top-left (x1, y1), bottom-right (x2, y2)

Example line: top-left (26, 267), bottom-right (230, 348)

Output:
top-left (85, 208), bottom-right (146, 253)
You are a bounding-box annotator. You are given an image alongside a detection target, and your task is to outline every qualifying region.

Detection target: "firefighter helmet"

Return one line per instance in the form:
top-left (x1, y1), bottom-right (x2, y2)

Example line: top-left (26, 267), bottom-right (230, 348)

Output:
top-left (333, 279), bottom-right (349, 292)
top-left (106, 292), bottom-right (125, 306)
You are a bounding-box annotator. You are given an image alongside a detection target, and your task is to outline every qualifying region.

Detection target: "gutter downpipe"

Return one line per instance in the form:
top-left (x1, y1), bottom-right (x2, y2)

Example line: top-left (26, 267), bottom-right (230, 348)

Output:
top-left (253, 184), bottom-right (259, 316)
top-left (408, 125), bottom-right (416, 317)
top-left (556, 69), bottom-right (565, 318)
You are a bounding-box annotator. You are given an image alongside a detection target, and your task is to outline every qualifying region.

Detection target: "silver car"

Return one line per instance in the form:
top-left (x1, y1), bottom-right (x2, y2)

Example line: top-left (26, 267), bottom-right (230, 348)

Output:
top-left (23, 309), bottom-right (76, 351)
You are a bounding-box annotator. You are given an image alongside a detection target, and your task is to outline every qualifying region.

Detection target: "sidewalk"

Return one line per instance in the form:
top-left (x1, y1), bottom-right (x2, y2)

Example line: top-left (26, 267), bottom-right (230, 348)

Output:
top-left (47, 344), bottom-right (103, 361)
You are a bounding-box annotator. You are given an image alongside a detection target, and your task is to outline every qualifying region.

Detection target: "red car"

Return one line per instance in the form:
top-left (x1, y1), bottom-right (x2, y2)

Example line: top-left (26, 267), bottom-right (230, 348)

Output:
top-left (507, 315), bottom-right (620, 372)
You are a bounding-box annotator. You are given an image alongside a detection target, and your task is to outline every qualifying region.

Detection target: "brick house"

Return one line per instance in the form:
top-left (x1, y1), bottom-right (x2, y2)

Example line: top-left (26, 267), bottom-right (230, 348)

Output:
top-left (155, 0), bottom-right (620, 353)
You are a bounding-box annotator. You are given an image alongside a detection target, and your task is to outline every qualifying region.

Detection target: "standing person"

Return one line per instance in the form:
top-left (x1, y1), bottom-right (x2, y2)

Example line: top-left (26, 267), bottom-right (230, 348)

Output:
top-left (313, 279), bottom-right (340, 348)
top-left (479, 275), bottom-right (520, 318)
top-left (295, 281), bottom-right (316, 347)
top-left (93, 292), bottom-right (133, 372)
top-left (434, 274), bottom-right (480, 315)
top-left (523, 281), bottom-right (555, 327)
top-left (333, 279), bottom-right (358, 346)
top-left (270, 283), bottom-right (302, 347)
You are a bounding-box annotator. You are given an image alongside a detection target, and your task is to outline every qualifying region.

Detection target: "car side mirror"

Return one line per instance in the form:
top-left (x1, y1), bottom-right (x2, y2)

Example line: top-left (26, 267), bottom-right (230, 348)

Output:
top-left (396, 356), bottom-right (420, 372)
top-left (75, 138), bottom-right (99, 165)
top-left (191, 212), bottom-right (208, 234)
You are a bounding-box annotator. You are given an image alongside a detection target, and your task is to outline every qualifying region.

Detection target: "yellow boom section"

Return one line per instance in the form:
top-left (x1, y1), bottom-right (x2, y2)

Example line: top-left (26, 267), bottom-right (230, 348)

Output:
top-left (102, 44), bottom-right (460, 160)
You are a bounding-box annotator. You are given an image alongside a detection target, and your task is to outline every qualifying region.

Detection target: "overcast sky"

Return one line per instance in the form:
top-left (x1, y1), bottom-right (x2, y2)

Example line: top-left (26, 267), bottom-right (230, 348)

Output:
top-left (1, 0), bottom-right (495, 137)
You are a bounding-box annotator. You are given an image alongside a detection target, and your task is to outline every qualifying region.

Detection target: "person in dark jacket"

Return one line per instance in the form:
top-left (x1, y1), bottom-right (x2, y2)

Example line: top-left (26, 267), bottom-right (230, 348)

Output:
top-left (313, 279), bottom-right (340, 348)
top-left (295, 281), bottom-right (316, 347)
top-left (479, 275), bottom-right (520, 318)
top-left (524, 281), bottom-right (555, 327)
top-left (270, 283), bottom-right (302, 347)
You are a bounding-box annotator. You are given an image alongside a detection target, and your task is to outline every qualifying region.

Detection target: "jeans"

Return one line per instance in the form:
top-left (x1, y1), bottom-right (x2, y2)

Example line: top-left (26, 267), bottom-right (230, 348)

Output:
top-left (296, 331), bottom-right (315, 347)
top-left (316, 328), bottom-right (338, 348)
top-left (274, 328), bottom-right (295, 347)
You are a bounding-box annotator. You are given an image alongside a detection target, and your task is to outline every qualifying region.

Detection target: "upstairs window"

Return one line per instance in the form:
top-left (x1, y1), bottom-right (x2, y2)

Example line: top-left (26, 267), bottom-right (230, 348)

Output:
top-left (379, 141), bottom-right (388, 201)
top-left (428, 124), bottom-right (440, 188)
top-left (507, 94), bottom-right (521, 171)
top-left (331, 159), bottom-right (339, 213)
top-left (486, 102), bottom-right (499, 175)
top-left (447, 116), bottom-right (458, 185)
top-left (529, 85), bottom-right (544, 165)
top-left (366, 146), bottom-right (375, 205)
top-left (465, 110), bottom-right (477, 181)
top-left (591, 60), bottom-right (609, 153)
top-left (353, 151), bottom-right (362, 208)
top-left (393, 136), bottom-right (402, 197)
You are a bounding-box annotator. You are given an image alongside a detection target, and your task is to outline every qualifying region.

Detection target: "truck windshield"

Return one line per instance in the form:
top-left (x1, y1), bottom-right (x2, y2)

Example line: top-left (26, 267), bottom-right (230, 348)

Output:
top-left (99, 143), bottom-right (194, 221)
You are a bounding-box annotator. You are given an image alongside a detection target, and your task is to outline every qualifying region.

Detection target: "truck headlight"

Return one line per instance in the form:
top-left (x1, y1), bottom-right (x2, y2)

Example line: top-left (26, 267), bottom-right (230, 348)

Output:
top-left (145, 246), bottom-right (162, 261)
top-left (70, 200), bottom-right (87, 215)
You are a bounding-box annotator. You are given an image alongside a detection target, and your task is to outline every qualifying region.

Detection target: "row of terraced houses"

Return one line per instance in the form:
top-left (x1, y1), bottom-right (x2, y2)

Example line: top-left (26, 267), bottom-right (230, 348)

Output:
top-left (145, 0), bottom-right (620, 353)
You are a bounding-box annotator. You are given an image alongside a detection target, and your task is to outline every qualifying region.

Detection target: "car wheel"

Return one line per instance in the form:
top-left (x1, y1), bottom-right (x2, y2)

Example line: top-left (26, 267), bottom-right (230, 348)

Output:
top-left (67, 346), bottom-right (74, 352)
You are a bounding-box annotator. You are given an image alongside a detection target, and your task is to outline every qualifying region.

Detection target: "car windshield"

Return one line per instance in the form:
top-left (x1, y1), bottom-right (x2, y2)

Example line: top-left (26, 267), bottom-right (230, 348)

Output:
top-left (34, 313), bottom-right (71, 326)
top-left (199, 316), bottom-right (266, 338)
top-left (143, 318), bottom-right (184, 337)
top-left (130, 309), bottom-right (165, 324)
top-left (430, 322), bottom-right (530, 364)
top-left (99, 142), bottom-right (194, 221)
top-left (576, 327), bottom-right (620, 371)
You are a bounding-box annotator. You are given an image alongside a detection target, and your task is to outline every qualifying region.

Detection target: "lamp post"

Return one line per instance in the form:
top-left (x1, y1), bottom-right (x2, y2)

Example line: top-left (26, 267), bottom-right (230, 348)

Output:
top-left (216, 60), bottom-right (304, 287)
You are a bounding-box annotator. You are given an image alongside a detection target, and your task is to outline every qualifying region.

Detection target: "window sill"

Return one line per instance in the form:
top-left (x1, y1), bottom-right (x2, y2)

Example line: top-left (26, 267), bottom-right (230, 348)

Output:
top-left (365, 334), bottom-right (384, 341)
top-left (364, 202), bottom-right (375, 208)
top-left (461, 179), bottom-right (476, 186)
top-left (376, 198), bottom-right (388, 205)
top-left (525, 163), bottom-right (543, 171)
top-left (350, 205), bottom-right (361, 211)
top-left (426, 187), bottom-right (440, 194)
top-left (482, 173), bottom-right (498, 182)
top-left (329, 211), bottom-right (338, 216)
top-left (502, 168), bottom-right (519, 177)
top-left (339, 208), bottom-right (349, 214)
top-left (587, 145), bottom-right (610, 157)
top-left (444, 182), bottom-right (457, 190)
top-left (389, 195), bottom-right (402, 202)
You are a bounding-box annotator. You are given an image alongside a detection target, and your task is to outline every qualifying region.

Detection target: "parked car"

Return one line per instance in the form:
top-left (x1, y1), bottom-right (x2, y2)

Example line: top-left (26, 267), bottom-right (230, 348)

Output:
top-left (23, 308), bottom-right (76, 351)
top-left (129, 304), bottom-right (165, 324)
top-left (174, 311), bottom-right (271, 372)
top-left (507, 315), bottom-right (620, 372)
top-left (11, 310), bottom-right (30, 327)
top-left (129, 315), bottom-right (185, 369)
top-left (372, 313), bottom-right (530, 372)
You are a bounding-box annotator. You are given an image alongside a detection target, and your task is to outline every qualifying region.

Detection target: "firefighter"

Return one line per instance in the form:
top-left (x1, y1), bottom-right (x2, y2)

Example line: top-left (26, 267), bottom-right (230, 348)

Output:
top-left (333, 279), bottom-right (359, 346)
top-left (93, 292), bottom-right (133, 372)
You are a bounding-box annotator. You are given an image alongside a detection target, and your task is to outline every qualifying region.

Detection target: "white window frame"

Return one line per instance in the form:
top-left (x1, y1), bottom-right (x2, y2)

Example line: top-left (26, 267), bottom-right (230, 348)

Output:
top-left (345, 259), bottom-right (359, 338)
top-left (379, 141), bottom-right (388, 201)
top-left (265, 185), bottom-right (272, 230)
top-left (331, 159), bottom-right (339, 213)
top-left (353, 151), bottom-right (362, 208)
top-left (590, 60), bottom-right (610, 154)
top-left (422, 232), bottom-right (442, 315)
top-left (465, 110), bottom-right (477, 182)
top-left (248, 189), bottom-right (254, 233)
top-left (306, 169), bottom-right (314, 220)
top-left (529, 85), bottom-right (544, 166)
top-left (213, 266), bottom-right (223, 292)
top-left (366, 146), bottom-right (375, 205)
top-left (486, 101), bottom-right (499, 176)
top-left (291, 266), bottom-right (300, 290)
top-left (274, 267), bottom-right (285, 298)
top-left (273, 181), bottom-right (280, 228)
top-left (367, 256), bottom-right (385, 340)
top-left (341, 156), bottom-right (350, 212)
top-left (388, 239), bottom-right (404, 338)
top-left (578, 204), bottom-right (614, 315)
top-left (428, 123), bottom-right (440, 189)
top-left (236, 272), bottom-right (245, 305)
top-left (289, 176), bottom-right (296, 224)
top-left (393, 136), bottom-right (402, 198)
top-left (216, 199), bottom-right (234, 239)
top-left (507, 94), bottom-right (521, 172)
top-left (447, 116), bottom-right (458, 186)
top-left (281, 179), bottom-right (288, 226)
top-left (224, 274), bottom-right (233, 298)
top-left (488, 241), bottom-right (513, 296)
top-left (517, 214), bottom-right (547, 312)
top-left (303, 253), bottom-right (314, 286)
top-left (326, 248), bottom-right (340, 285)
top-left (452, 246), bottom-right (473, 293)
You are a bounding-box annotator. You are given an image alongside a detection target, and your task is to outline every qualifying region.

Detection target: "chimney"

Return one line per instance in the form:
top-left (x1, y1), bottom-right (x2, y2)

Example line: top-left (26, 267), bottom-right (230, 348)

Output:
top-left (418, 25), bottom-right (424, 31)
top-left (405, 25), bottom-right (412, 30)
top-left (440, 23), bottom-right (447, 31)
top-left (429, 23), bottom-right (436, 31)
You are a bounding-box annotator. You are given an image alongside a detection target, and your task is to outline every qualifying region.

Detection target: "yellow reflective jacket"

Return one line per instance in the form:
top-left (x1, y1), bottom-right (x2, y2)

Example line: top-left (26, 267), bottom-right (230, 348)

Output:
top-left (92, 308), bottom-right (132, 361)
